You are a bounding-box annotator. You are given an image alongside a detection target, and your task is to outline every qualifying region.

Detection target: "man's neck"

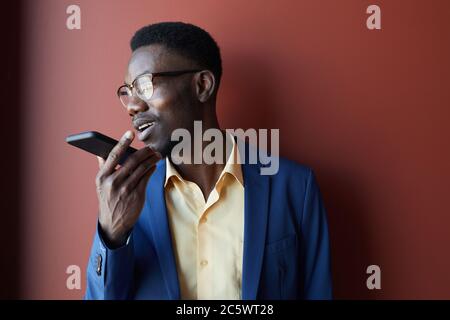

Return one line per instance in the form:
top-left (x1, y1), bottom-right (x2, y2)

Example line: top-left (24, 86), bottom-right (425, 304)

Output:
top-left (170, 124), bottom-right (230, 201)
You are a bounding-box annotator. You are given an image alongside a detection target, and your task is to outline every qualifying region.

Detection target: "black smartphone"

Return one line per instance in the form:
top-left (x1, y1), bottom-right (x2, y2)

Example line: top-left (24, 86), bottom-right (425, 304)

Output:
top-left (65, 131), bottom-right (137, 165)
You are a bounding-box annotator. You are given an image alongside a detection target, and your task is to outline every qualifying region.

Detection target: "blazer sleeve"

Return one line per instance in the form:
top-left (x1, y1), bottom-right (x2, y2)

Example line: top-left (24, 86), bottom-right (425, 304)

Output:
top-left (84, 223), bottom-right (135, 300)
top-left (300, 169), bottom-right (333, 299)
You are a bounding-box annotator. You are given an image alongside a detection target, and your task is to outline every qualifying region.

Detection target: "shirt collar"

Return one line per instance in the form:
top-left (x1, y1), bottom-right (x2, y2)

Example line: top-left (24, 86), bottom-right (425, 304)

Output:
top-left (164, 132), bottom-right (243, 188)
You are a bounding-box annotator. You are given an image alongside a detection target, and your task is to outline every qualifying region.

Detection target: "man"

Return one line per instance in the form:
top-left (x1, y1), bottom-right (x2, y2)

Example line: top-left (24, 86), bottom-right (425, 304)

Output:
top-left (85, 22), bottom-right (332, 300)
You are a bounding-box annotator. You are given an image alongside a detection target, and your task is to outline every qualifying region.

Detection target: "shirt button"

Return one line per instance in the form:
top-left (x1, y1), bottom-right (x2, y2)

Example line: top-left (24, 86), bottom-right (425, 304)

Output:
top-left (200, 260), bottom-right (208, 267)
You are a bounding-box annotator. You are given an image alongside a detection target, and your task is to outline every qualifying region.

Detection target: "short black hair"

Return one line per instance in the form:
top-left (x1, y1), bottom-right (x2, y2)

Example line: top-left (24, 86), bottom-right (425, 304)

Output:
top-left (130, 22), bottom-right (222, 88)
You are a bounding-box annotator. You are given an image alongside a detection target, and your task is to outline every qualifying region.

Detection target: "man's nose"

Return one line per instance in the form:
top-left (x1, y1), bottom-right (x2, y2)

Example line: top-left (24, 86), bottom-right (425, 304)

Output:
top-left (126, 97), bottom-right (148, 116)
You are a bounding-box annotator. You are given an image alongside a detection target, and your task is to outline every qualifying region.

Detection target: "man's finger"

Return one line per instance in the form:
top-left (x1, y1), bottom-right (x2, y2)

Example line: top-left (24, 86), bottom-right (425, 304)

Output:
top-left (97, 156), bottom-right (105, 169)
top-left (136, 164), bottom-right (156, 194)
top-left (102, 131), bottom-right (134, 176)
top-left (124, 154), bottom-right (160, 190)
top-left (113, 147), bottom-right (156, 183)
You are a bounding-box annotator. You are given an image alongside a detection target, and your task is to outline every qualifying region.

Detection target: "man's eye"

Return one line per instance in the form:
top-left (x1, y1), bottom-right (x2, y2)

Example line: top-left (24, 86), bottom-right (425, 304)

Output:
top-left (139, 82), bottom-right (152, 91)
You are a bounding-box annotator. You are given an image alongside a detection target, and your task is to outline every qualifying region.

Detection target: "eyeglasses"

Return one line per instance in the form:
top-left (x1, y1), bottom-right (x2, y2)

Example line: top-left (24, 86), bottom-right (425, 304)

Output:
top-left (117, 69), bottom-right (202, 108)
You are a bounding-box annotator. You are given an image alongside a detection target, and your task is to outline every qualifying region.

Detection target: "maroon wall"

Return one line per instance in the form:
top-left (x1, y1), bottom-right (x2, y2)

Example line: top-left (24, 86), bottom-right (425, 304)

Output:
top-left (17, 0), bottom-right (450, 299)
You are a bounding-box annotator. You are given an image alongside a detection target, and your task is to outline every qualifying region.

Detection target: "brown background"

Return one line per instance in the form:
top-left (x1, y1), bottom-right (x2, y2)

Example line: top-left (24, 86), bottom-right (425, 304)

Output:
top-left (3, 0), bottom-right (449, 299)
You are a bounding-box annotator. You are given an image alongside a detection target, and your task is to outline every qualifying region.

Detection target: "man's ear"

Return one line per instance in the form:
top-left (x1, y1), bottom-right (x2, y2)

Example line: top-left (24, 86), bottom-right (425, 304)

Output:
top-left (194, 70), bottom-right (216, 103)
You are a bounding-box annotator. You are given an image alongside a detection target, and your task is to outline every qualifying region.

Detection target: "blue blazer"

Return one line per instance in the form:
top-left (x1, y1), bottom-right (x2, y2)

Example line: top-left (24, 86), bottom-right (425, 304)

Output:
top-left (85, 153), bottom-right (333, 300)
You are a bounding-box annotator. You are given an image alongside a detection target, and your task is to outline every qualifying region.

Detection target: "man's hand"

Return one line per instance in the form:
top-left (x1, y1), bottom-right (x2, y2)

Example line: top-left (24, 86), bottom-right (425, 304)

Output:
top-left (96, 130), bottom-right (161, 248)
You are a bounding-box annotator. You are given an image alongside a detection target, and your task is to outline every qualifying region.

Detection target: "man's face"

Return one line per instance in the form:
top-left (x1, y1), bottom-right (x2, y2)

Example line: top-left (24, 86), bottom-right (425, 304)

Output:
top-left (124, 44), bottom-right (202, 157)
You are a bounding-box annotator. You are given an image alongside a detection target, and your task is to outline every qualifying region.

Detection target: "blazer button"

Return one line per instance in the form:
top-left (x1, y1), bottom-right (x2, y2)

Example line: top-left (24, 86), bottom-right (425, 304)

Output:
top-left (96, 254), bottom-right (102, 276)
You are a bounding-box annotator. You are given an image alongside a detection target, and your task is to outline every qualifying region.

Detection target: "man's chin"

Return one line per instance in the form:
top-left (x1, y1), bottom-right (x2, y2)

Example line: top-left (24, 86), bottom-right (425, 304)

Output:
top-left (144, 139), bottom-right (171, 159)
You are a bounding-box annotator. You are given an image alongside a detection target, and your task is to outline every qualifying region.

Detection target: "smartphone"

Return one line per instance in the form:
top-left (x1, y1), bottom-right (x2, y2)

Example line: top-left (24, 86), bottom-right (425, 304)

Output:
top-left (65, 131), bottom-right (137, 165)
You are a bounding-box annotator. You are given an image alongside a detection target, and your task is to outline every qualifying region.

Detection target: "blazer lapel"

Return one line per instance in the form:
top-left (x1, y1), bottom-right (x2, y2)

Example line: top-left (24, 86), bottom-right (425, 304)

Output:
top-left (241, 158), bottom-right (270, 300)
top-left (145, 160), bottom-right (181, 300)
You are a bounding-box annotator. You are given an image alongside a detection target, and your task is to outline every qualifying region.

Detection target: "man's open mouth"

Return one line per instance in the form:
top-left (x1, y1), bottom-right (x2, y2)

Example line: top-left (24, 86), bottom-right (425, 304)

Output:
top-left (137, 122), bottom-right (154, 132)
top-left (133, 117), bottom-right (157, 142)
top-left (135, 121), bottom-right (155, 142)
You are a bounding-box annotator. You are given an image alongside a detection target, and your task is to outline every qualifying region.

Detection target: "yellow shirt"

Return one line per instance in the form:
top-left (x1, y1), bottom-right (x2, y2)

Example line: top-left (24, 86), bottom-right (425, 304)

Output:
top-left (164, 135), bottom-right (244, 300)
